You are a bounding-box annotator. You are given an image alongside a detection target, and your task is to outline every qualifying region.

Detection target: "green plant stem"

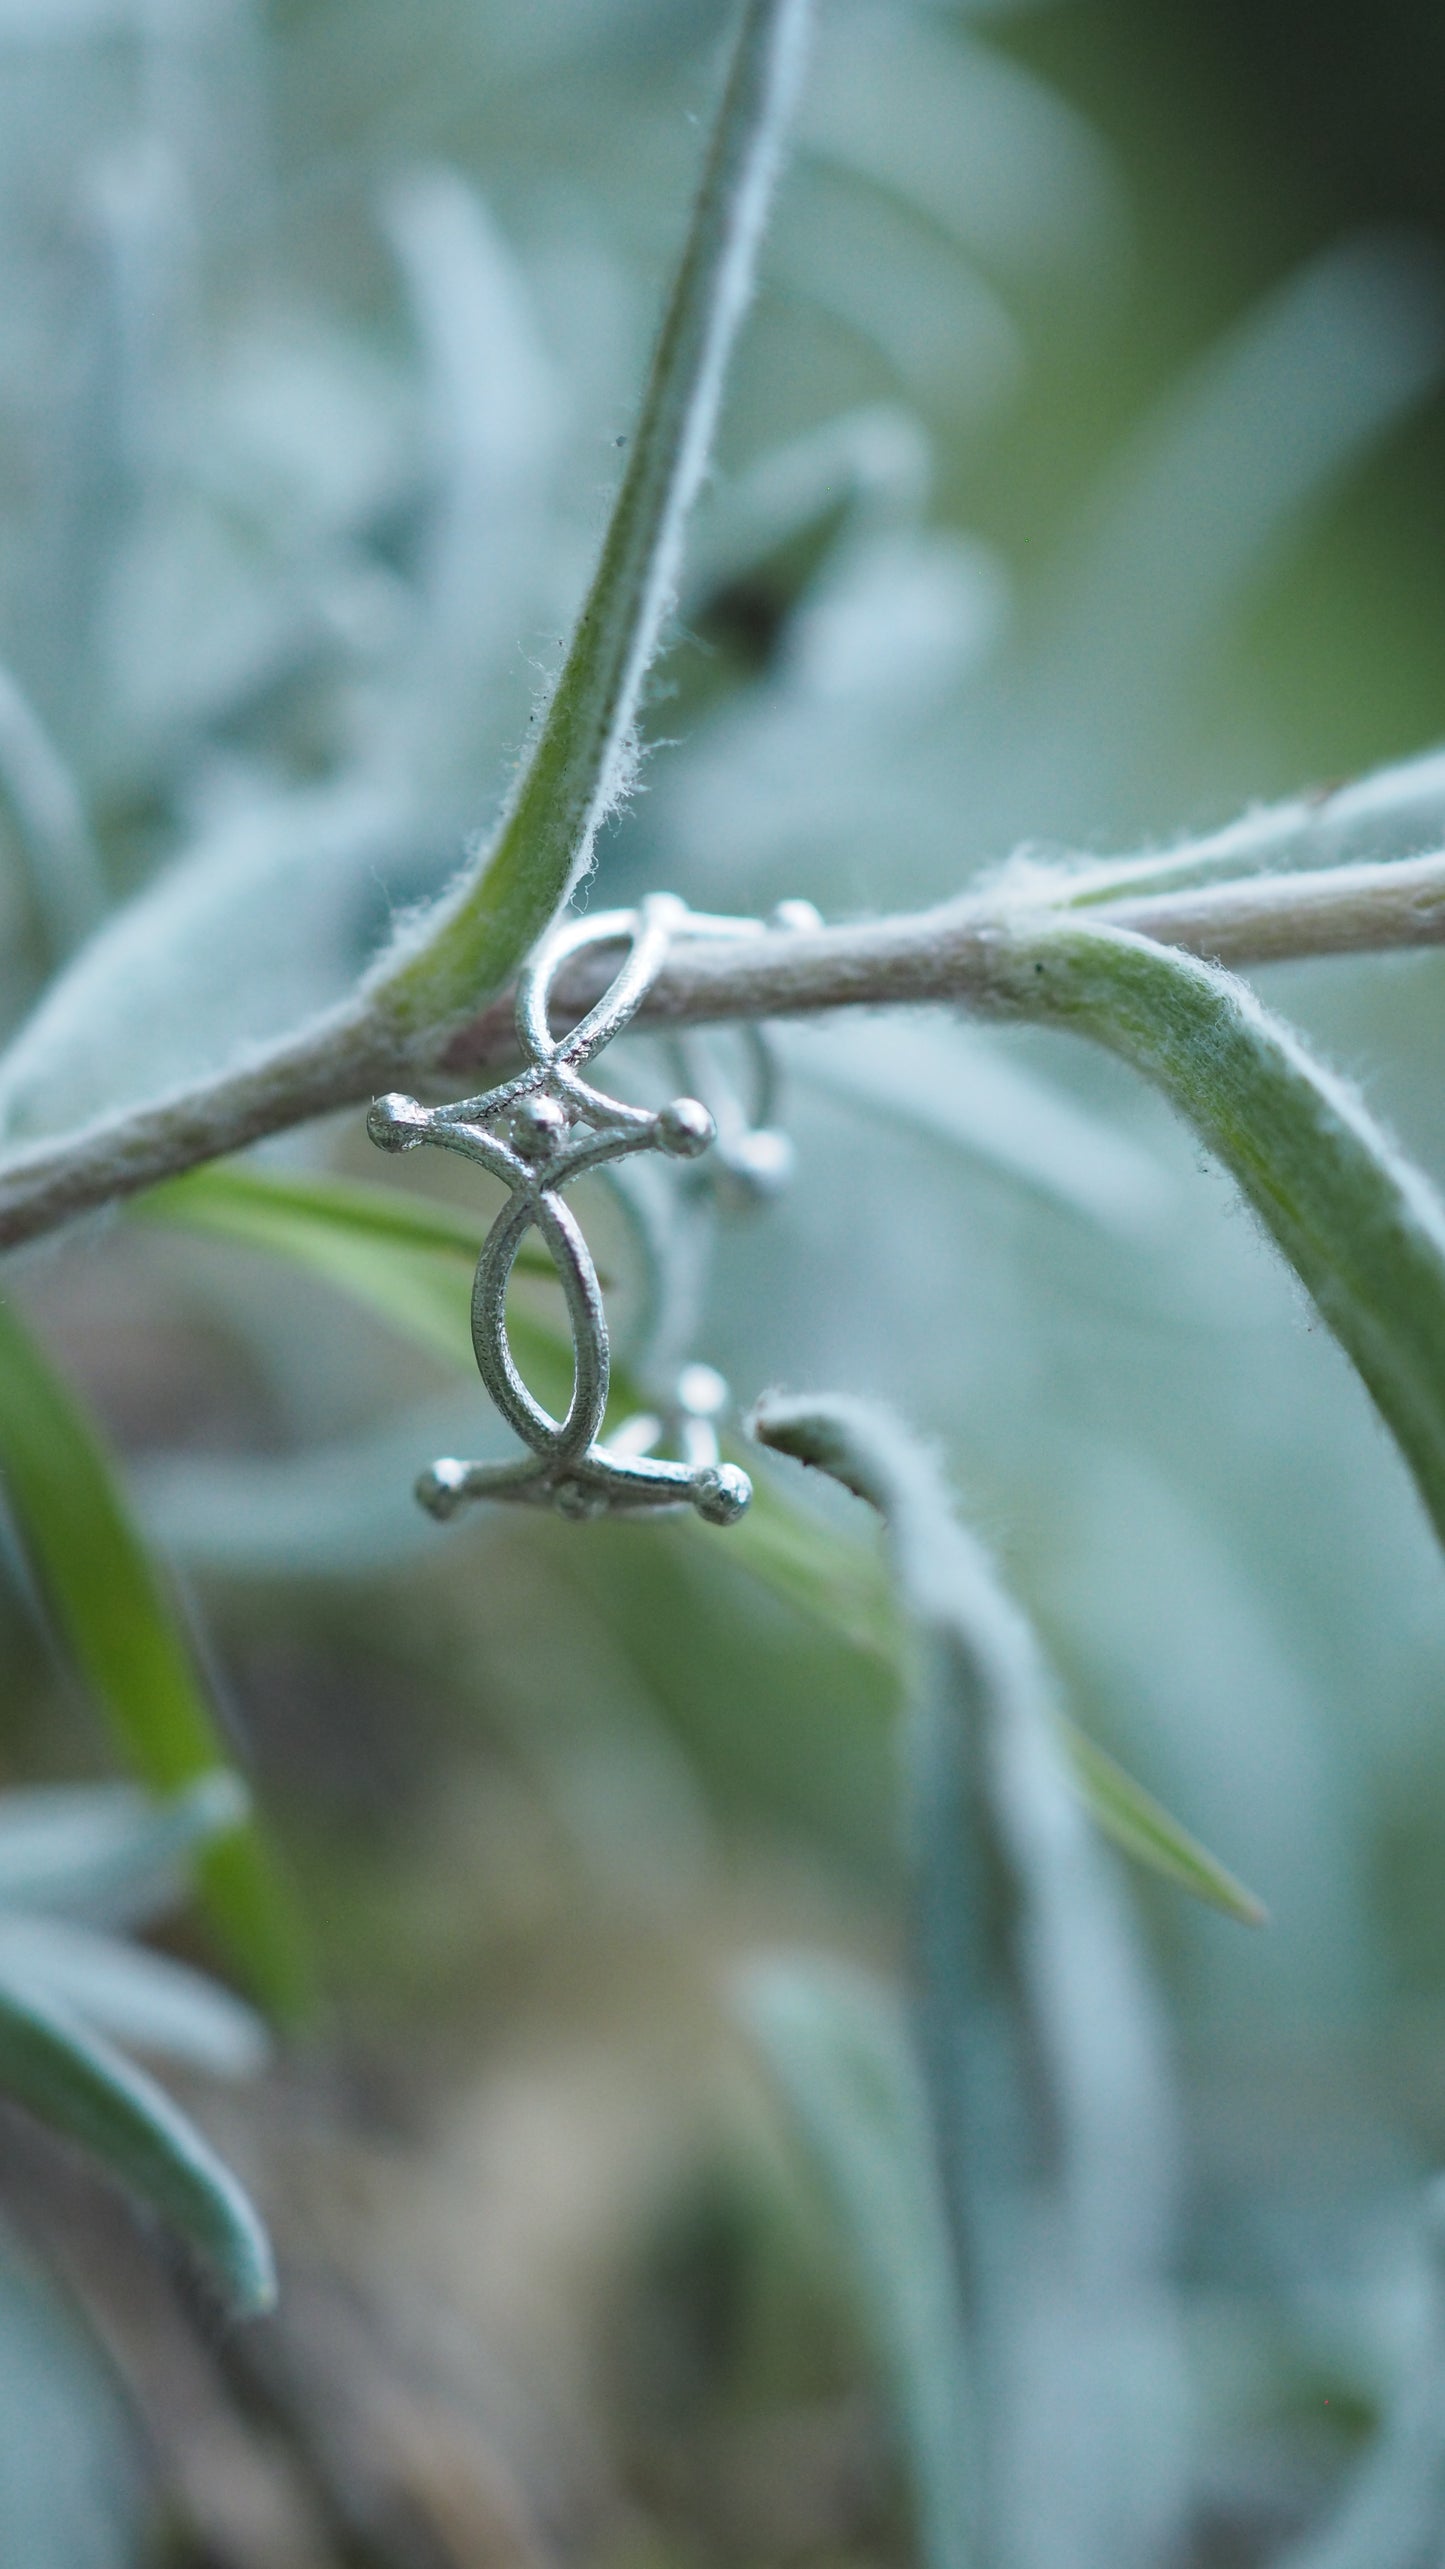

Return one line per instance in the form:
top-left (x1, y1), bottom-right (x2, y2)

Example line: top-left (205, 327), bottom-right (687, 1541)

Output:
top-left (0, 842), bottom-right (1442, 1258)
top-left (369, 0), bottom-right (812, 1035)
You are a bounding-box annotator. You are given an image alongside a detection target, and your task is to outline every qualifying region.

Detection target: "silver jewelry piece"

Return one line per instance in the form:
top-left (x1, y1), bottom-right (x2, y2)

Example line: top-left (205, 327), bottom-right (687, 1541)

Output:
top-left (368, 893), bottom-right (814, 1526)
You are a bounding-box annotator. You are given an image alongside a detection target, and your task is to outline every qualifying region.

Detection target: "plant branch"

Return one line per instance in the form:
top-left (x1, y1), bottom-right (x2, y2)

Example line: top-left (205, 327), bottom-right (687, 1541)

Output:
top-left (369, 0), bottom-right (812, 1035)
top-left (1091, 844), bottom-right (1445, 962)
top-left (0, 1004), bottom-right (393, 1257)
top-left (441, 842), bottom-right (1445, 1055)
top-left (0, 845), bottom-right (1443, 1258)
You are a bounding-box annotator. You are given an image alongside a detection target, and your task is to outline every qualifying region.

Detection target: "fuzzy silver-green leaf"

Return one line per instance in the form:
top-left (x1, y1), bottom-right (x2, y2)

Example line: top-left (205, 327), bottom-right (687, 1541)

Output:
top-left (369, 0), bottom-right (811, 1034)
top-left (0, 1973), bottom-right (273, 2315)
top-left (992, 914), bottom-right (1445, 1559)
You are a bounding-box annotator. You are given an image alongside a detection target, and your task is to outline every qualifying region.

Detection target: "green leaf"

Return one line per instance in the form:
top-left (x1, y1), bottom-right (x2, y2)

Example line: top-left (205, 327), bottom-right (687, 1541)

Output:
top-left (1063, 1723), bottom-right (1266, 1927)
top-left (0, 1772), bottom-right (246, 1929)
top-left (0, 1296), bottom-right (307, 2018)
top-left (0, 1918), bottom-right (268, 2078)
top-left (709, 1459), bottom-right (899, 1660)
top-left (752, 1390), bottom-right (1171, 2189)
top-left (993, 915), bottom-right (1445, 1562)
top-left (137, 1160), bottom-right (575, 1398)
top-left (0, 1971), bottom-right (273, 2315)
top-left (139, 1161), bottom-right (487, 1368)
top-left (1054, 737), bottom-right (1445, 914)
top-left (738, 1956), bottom-right (976, 2569)
top-left (368, 0), bottom-right (811, 1033)
top-left (139, 1160), bottom-right (495, 1265)
top-left (150, 1173), bottom-right (1259, 1928)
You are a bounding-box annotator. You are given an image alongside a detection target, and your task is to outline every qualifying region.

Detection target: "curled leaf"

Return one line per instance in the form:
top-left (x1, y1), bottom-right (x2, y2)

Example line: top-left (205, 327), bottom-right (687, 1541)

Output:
top-left (729, 1439), bottom-right (1254, 1918)
top-left (992, 914), bottom-right (1445, 1561)
top-left (753, 1390), bottom-right (1174, 2254)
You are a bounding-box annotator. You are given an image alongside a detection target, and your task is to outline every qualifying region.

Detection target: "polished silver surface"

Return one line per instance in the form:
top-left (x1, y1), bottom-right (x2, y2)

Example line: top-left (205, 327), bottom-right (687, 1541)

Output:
top-left (368, 896), bottom-right (806, 1524)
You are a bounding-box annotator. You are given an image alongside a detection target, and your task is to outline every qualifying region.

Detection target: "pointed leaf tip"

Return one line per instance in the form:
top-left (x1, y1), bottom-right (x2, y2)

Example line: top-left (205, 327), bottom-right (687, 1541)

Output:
top-left (1065, 1724), bottom-right (1268, 1927)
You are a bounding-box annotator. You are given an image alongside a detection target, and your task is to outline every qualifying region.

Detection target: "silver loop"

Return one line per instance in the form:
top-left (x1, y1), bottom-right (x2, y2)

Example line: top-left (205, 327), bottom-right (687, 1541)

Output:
top-left (471, 1190), bottom-right (609, 1461)
top-left (665, 1023), bottom-right (793, 1204)
top-left (515, 896), bottom-right (683, 1073)
top-left (553, 894), bottom-right (685, 1065)
top-left (369, 895), bottom-right (811, 1523)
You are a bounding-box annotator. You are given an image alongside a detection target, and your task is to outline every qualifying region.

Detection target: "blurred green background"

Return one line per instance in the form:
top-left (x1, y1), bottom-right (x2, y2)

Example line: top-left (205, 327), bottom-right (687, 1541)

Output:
top-left (4, 0), bottom-right (1445, 2561)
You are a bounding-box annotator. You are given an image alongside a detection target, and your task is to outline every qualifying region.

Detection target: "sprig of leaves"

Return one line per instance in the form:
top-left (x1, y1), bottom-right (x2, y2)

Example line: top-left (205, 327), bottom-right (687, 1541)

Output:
top-left (369, 0), bottom-right (812, 1036)
top-left (0, 1981), bottom-right (273, 2315)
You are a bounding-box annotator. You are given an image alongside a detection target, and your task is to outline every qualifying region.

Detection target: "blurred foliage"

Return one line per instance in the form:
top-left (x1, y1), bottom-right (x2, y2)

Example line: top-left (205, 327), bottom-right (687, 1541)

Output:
top-left (0, 0), bottom-right (1444, 2563)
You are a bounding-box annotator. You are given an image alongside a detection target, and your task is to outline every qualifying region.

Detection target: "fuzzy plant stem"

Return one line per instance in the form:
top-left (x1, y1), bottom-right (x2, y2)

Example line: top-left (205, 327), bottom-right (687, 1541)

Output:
top-left (0, 850), bottom-right (1444, 1254)
top-left (367, 0), bottom-right (813, 1038)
